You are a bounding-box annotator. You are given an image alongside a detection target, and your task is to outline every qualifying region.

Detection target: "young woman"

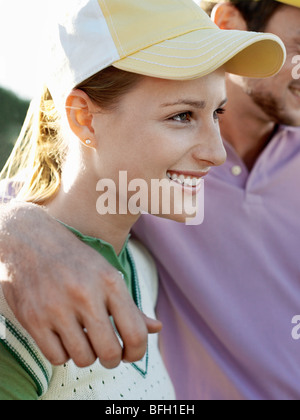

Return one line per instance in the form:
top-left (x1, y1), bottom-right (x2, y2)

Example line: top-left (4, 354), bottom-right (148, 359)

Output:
top-left (0, 0), bottom-right (285, 400)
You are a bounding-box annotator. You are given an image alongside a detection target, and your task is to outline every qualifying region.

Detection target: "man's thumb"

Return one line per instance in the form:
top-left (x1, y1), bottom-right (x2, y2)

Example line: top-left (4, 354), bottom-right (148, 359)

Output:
top-left (142, 314), bottom-right (163, 334)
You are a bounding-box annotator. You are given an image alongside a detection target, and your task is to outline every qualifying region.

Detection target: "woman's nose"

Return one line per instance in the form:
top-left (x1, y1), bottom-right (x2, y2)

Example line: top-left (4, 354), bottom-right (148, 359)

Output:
top-left (192, 129), bottom-right (227, 167)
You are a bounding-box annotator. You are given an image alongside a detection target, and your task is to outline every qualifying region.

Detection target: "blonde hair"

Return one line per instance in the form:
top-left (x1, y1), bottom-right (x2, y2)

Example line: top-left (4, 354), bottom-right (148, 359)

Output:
top-left (0, 67), bottom-right (142, 204)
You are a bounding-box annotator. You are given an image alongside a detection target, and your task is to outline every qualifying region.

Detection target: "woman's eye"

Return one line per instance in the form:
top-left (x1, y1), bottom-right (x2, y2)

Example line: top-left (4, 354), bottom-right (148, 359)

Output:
top-left (214, 108), bottom-right (226, 120)
top-left (171, 112), bottom-right (192, 123)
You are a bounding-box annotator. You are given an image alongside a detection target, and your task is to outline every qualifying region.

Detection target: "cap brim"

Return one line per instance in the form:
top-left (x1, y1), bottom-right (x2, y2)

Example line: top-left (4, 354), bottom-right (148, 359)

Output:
top-left (277, 0), bottom-right (300, 7)
top-left (113, 28), bottom-right (286, 80)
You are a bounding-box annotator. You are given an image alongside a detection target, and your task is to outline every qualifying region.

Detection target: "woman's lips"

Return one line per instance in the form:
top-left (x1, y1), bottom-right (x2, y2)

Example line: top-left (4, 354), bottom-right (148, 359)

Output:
top-left (166, 169), bottom-right (210, 187)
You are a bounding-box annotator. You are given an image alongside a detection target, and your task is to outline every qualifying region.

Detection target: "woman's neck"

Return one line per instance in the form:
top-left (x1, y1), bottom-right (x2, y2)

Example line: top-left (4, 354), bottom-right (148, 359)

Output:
top-left (45, 161), bottom-right (138, 255)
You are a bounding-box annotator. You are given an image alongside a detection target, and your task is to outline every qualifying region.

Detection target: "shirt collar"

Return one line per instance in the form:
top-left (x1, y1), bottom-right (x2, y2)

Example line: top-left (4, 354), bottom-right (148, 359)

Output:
top-left (64, 223), bottom-right (131, 257)
top-left (278, 124), bottom-right (300, 135)
top-left (58, 221), bottom-right (132, 289)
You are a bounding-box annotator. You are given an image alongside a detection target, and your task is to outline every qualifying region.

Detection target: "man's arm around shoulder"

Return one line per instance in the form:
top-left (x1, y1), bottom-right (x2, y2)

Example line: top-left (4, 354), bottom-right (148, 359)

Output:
top-left (0, 202), bottom-right (159, 369)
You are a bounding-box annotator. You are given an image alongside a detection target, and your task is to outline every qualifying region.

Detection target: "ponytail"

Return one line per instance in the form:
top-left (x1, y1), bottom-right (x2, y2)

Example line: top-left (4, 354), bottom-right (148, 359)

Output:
top-left (1, 87), bottom-right (67, 204)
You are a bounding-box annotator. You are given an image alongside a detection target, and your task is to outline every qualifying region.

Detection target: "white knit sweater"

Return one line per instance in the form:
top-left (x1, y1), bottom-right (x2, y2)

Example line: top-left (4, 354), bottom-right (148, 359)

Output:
top-left (0, 240), bottom-right (175, 400)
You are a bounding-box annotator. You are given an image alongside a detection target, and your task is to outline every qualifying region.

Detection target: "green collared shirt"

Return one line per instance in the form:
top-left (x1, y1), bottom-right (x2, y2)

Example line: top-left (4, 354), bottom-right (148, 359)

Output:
top-left (65, 224), bottom-right (133, 298)
top-left (0, 224), bottom-right (134, 400)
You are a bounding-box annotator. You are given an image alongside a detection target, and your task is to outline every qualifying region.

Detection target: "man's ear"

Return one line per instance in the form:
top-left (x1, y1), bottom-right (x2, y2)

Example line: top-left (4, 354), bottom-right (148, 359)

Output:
top-left (65, 89), bottom-right (97, 148)
top-left (212, 3), bottom-right (248, 31)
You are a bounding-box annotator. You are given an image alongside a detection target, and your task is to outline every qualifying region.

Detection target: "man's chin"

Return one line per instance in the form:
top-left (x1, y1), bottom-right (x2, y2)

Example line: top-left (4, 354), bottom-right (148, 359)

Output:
top-left (251, 92), bottom-right (300, 126)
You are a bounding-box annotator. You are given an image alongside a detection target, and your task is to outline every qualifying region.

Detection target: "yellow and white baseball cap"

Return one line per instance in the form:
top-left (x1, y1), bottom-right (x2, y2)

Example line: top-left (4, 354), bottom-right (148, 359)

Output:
top-left (45, 0), bottom-right (286, 105)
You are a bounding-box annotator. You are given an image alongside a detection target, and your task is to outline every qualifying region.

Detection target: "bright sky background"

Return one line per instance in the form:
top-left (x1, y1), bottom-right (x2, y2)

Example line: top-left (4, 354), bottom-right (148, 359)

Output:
top-left (0, 0), bottom-right (49, 99)
top-left (0, 0), bottom-right (202, 100)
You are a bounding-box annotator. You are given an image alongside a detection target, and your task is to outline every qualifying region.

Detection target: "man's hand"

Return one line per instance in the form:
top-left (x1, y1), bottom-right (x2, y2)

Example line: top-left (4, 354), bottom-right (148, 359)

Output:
top-left (0, 202), bottom-right (161, 368)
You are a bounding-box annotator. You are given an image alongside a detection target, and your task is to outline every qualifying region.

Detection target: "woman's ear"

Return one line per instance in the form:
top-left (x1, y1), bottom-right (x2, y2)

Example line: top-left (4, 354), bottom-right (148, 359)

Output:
top-left (65, 89), bottom-right (97, 148)
top-left (212, 3), bottom-right (248, 31)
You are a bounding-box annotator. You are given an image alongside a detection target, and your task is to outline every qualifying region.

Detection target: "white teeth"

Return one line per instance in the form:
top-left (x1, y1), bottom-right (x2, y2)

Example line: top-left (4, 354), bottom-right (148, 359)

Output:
top-left (167, 172), bottom-right (203, 187)
top-left (183, 178), bottom-right (194, 187)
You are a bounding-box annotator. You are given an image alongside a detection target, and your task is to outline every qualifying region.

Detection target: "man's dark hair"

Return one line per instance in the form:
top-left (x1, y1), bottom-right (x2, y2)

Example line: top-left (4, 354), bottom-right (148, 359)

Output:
top-left (201, 0), bottom-right (283, 31)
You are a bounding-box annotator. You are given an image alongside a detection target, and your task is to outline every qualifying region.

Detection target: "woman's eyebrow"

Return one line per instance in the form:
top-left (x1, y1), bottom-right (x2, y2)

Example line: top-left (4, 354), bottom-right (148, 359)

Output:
top-left (161, 99), bottom-right (207, 109)
top-left (161, 98), bottom-right (228, 109)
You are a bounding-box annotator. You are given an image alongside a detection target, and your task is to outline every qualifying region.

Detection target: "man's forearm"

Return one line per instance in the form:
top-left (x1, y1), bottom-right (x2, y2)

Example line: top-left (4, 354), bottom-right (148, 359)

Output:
top-left (0, 201), bottom-right (157, 368)
top-left (0, 202), bottom-right (46, 275)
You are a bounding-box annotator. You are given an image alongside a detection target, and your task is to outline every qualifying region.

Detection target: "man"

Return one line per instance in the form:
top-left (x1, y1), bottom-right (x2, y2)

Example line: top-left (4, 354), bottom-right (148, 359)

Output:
top-left (0, 0), bottom-right (300, 400)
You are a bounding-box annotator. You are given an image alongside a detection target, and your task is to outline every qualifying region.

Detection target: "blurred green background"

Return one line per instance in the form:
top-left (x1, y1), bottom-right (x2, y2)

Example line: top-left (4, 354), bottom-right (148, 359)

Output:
top-left (0, 87), bottom-right (30, 171)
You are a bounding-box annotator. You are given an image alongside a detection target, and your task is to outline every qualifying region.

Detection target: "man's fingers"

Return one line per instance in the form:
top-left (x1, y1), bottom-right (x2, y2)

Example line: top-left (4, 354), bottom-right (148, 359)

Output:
top-left (32, 330), bottom-right (70, 366)
top-left (82, 308), bottom-right (161, 368)
top-left (108, 295), bottom-right (149, 363)
top-left (143, 314), bottom-right (163, 334)
top-left (54, 317), bottom-right (97, 368)
top-left (115, 312), bottom-right (162, 363)
top-left (83, 310), bottom-right (123, 369)
top-left (31, 314), bottom-right (161, 369)
top-left (105, 273), bottom-right (163, 364)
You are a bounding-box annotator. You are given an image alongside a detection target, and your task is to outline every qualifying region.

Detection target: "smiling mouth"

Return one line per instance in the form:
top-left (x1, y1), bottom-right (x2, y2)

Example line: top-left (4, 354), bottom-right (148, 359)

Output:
top-left (166, 169), bottom-right (210, 187)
